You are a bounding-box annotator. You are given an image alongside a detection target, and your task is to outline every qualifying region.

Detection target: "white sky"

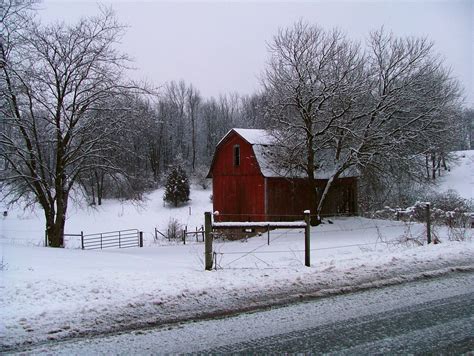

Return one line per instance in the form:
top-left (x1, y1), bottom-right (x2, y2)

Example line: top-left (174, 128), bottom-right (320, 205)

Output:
top-left (41, 0), bottom-right (473, 106)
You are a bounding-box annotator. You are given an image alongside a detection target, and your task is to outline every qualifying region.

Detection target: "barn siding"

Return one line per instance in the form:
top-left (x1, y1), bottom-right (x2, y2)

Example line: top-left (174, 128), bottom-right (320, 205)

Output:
top-left (266, 177), bottom-right (358, 220)
top-left (211, 133), bottom-right (265, 221)
top-left (209, 129), bottom-right (358, 222)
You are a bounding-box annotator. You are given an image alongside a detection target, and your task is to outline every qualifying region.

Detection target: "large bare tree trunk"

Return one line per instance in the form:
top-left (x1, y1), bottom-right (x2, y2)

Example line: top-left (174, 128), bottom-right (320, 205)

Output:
top-left (44, 193), bottom-right (67, 248)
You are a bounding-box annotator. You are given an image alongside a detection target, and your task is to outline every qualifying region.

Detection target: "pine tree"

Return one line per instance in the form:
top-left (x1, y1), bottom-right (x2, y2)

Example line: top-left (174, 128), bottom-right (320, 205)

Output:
top-left (163, 166), bottom-right (190, 207)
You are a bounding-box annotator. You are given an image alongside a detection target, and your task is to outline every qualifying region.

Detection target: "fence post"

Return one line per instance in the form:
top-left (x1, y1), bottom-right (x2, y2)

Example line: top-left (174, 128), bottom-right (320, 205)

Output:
top-left (154, 228), bottom-right (157, 241)
top-left (183, 226), bottom-right (186, 245)
top-left (304, 210), bottom-right (311, 267)
top-left (100, 233), bottom-right (103, 249)
top-left (44, 230), bottom-right (48, 247)
top-left (205, 212), bottom-right (213, 271)
top-left (119, 230), bottom-right (121, 248)
top-left (267, 224), bottom-right (270, 245)
top-left (426, 202), bottom-right (431, 244)
top-left (81, 231), bottom-right (84, 250)
top-left (139, 231), bottom-right (143, 247)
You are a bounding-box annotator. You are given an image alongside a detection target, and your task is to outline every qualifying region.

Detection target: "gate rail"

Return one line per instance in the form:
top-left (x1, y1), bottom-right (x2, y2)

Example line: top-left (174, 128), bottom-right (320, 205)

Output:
top-left (204, 211), bottom-right (312, 270)
top-left (81, 229), bottom-right (143, 250)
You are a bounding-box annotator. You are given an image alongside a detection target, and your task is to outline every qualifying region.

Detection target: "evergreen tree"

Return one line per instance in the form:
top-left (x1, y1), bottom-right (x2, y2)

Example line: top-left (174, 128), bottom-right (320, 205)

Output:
top-left (163, 166), bottom-right (190, 207)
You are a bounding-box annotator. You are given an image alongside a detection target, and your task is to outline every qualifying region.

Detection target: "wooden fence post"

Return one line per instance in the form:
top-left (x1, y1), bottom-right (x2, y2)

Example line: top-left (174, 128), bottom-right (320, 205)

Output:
top-left (426, 203), bottom-right (431, 244)
top-left (304, 210), bottom-right (311, 267)
top-left (81, 231), bottom-right (84, 250)
top-left (44, 230), bottom-right (48, 247)
top-left (139, 231), bottom-right (143, 247)
top-left (267, 224), bottom-right (270, 245)
top-left (205, 212), bottom-right (213, 271)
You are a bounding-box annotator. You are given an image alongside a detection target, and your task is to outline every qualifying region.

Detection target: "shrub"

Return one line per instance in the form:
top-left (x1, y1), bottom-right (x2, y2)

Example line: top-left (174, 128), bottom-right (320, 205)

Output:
top-left (167, 218), bottom-right (183, 240)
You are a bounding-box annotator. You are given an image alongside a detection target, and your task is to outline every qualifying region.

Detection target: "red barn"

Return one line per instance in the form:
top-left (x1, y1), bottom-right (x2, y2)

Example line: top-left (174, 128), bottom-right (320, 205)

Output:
top-left (207, 128), bottom-right (358, 222)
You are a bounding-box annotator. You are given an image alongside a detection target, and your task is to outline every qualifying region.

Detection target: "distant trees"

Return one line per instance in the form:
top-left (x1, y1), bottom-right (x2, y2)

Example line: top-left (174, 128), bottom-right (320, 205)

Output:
top-left (262, 22), bottom-right (463, 215)
top-left (1, 1), bottom-right (469, 245)
top-left (459, 108), bottom-right (474, 150)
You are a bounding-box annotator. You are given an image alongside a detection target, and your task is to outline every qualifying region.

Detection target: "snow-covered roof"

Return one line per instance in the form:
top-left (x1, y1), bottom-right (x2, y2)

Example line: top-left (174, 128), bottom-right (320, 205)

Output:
top-left (232, 128), bottom-right (275, 145)
top-left (210, 128), bottom-right (358, 179)
top-left (253, 144), bottom-right (358, 179)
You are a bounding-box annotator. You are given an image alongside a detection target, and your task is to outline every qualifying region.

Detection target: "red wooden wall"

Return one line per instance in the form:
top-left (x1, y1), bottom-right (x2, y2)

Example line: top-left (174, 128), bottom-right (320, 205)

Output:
top-left (210, 133), bottom-right (265, 221)
top-left (266, 177), bottom-right (358, 220)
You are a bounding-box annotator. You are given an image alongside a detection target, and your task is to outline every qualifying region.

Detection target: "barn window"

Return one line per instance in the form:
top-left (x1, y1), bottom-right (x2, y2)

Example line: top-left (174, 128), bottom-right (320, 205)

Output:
top-left (233, 145), bottom-right (240, 167)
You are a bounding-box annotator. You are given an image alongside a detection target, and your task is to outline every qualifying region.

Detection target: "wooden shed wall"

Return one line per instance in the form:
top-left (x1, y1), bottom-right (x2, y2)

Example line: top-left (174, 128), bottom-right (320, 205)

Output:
top-left (266, 177), bottom-right (358, 220)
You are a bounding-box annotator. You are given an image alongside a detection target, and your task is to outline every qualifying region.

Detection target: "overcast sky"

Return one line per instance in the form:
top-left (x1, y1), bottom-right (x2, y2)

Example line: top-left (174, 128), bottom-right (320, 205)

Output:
top-left (41, 0), bottom-right (473, 106)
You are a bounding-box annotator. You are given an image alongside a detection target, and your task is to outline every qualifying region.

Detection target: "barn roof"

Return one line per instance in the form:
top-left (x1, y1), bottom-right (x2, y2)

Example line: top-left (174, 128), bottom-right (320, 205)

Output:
top-left (232, 128), bottom-right (274, 145)
top-left (208, 128), bottom-right (358, 179)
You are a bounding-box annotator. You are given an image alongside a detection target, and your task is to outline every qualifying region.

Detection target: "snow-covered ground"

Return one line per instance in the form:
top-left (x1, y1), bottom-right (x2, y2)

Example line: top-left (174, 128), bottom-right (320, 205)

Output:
top-left (1, 152), bottom-right (474, 351)
top-left (439, 150), bottom-right (474, 199)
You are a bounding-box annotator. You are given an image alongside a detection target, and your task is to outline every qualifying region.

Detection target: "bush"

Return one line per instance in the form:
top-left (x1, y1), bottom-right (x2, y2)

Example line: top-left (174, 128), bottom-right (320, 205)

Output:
top-left (426, 189), bottom-right (473, 212)
top-left (167, 218), bottom-right (183, 240)
top-left (163, 165), bottom-right (190, 207)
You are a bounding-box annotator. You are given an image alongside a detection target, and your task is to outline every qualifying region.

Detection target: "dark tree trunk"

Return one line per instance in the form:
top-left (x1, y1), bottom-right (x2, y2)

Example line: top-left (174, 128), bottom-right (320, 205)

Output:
top-left (95, 170), bottom-right (104, 206)
top-left (431, 153), bottom-right (436, 180)
top-left (45, 192), bottom-right (68, 248)
top-left (91, 181), bottom-right (96, 205)
top-left (425, 154), bottom-right (430, 180)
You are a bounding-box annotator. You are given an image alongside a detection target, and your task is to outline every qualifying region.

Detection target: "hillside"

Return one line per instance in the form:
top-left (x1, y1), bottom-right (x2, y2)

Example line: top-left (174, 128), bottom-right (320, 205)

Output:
top-left (438, 150), bottom-right (474, 200)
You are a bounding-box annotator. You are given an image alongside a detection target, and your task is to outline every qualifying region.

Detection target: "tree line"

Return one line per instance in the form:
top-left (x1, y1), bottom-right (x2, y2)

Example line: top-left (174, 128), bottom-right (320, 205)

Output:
top-left (1, 2), bottom-right (472, 246)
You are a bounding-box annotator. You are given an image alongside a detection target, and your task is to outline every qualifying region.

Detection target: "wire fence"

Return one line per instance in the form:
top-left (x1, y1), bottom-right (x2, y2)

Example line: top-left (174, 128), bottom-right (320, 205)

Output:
top-left (211, 218), bottom-right (422, 270)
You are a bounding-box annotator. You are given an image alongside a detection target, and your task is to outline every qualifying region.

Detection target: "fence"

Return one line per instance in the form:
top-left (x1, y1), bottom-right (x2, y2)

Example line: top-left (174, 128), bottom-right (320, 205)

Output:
top-left (209, 218), bottom-right (422, 270)
top-left (204, 211), bottom-right (311, 270)
top-left (154, 225), bottom-right (204, 244)
top-left (81, 229), bottom-right (143, 250)
top-left (44, 231), bottom-right (84, 247)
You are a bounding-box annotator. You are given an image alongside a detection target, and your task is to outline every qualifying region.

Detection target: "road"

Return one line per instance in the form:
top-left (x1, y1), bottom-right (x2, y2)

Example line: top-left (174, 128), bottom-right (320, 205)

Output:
top-left (16, 272), bottom-right (474, 354)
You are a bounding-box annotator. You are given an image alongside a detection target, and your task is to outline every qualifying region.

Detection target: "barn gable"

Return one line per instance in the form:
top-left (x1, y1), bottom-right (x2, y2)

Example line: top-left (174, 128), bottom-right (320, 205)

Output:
top-left (207, 128), bottom-right (270, 178)
top-left (208, 129), bottom-right (266, 221)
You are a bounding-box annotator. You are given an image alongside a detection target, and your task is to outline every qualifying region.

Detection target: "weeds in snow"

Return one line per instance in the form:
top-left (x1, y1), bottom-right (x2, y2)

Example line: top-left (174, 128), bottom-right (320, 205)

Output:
top-left (0, 256), bottom-right (7, 271)
top-left (447, 225), bottom-right (473, 242)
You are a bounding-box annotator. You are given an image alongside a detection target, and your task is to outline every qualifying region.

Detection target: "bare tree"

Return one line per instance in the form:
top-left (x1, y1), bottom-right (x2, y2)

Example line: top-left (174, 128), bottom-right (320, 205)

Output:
top-left (263, 22), bottom-right (462, 217)
top-left (0, 7), bottom-right (145, 247)
top-left (186, 84), bottom-right (201, 171)
top-left (263, 21), bottom-right (366, 218)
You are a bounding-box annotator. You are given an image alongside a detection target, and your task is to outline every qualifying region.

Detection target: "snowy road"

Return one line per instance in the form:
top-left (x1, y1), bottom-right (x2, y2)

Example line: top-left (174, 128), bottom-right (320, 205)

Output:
top-left (15, 272), bottom-right (474, 354)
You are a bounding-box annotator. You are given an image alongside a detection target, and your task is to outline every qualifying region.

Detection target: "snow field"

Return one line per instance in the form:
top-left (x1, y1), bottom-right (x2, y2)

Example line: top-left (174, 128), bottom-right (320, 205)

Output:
top-left (1, 212), bottom-right (472, 350)
top-left (1, 150), bottom-right (474, 350)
